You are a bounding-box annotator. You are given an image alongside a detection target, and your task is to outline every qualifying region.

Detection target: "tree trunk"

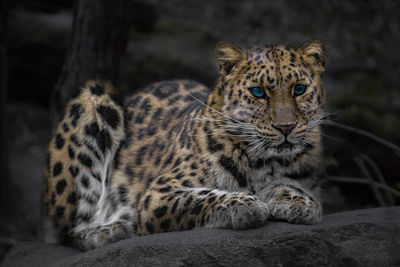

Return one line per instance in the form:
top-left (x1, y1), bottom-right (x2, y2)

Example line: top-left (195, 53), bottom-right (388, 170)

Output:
top-left (0, 0), bottom-right (9, 205)
top-left (51, 0), bottom-right (130, 126)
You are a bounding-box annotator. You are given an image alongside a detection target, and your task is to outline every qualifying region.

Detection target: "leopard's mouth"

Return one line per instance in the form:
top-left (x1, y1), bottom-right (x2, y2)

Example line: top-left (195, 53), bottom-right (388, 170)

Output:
top-left (252, 133), bottom-right (294, 147)
top-left (252, 138), bottom-right (296, 153)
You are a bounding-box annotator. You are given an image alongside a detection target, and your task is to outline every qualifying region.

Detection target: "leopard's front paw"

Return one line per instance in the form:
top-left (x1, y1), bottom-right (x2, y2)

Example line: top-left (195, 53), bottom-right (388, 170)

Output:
top-left (267, 186), bottom-right (322, 224)
top-left (210, 194), bottom-right (270, 230)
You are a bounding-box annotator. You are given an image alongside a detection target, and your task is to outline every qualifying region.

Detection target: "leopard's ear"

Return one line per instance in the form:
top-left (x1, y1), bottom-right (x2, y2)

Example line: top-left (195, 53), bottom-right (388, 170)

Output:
top-left (297, 37), bottom-right (328, 69)
top-left (215, 41), bottom-right (245, 75)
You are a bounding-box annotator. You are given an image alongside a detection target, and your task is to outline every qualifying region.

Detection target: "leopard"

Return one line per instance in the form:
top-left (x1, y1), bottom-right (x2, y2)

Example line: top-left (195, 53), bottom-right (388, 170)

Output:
top-left (42, 37), bottom-right (329, 250)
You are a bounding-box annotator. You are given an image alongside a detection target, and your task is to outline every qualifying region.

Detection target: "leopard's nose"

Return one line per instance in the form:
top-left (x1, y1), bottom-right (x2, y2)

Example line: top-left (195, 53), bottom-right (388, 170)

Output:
top-left (272, 123), bottom-right (297, 136)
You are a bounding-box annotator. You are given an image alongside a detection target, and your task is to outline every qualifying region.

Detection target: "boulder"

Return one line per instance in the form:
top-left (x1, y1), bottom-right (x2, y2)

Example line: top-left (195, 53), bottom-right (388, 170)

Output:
top-left (2, 207), bottom-right (400, 267)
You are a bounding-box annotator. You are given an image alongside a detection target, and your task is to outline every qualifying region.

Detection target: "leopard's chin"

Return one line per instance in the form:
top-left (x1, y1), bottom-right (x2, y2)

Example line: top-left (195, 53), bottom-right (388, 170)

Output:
top-left (275, 140), bottom-right (294, 150)
top-left (259, 139), bottom-right (306, 158)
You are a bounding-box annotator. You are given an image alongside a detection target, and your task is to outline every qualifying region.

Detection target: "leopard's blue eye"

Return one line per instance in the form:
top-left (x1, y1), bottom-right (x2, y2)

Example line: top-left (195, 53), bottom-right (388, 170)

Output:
top-left (294, 84), bottom-right (307, 96)
top-left (249, 87), bottom-right (265, 98)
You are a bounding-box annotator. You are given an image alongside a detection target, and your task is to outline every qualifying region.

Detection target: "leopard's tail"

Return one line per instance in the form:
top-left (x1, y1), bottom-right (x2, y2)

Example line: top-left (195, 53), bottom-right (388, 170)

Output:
top-left (42, 80), bottom-right (125, 245)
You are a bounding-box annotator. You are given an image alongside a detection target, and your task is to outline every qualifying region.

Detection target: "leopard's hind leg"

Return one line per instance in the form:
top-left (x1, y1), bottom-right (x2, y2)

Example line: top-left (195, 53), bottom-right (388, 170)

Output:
top-left (43, 81), bottom-right (133, 250)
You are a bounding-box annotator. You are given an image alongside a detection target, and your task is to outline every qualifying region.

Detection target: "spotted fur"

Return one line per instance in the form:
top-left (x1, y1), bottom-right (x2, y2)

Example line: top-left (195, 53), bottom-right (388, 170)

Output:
top-left (43, 38), bottom-right (328, 250)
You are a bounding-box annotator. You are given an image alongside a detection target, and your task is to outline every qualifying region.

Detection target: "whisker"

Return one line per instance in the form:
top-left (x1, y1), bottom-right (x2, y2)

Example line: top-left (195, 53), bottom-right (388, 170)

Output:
top-left (244, 139), bottom-right (261, 149)
top-left (248, 140), bottom-right (266, 153)
top-left (189, 94), bottom-right (247, 125)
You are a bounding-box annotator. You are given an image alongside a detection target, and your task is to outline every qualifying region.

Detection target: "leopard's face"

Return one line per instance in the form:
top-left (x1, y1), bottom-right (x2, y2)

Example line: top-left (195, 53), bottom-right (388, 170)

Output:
top-left (215, 39), bottom-right (328, 157)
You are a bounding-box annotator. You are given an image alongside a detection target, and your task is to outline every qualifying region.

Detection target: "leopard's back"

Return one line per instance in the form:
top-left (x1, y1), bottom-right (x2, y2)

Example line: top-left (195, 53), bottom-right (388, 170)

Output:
top-left (120, 80), bottom-right (209, 178)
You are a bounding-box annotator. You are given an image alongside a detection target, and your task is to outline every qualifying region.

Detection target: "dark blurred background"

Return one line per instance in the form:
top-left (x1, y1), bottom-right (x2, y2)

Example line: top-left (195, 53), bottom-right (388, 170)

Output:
top-left (0, 0), bottom-right (399, 260)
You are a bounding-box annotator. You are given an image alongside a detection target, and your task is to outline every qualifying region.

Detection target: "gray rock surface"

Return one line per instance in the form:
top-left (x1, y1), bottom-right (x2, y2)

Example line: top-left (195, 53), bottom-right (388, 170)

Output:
top-left (2, 207), bottom-right (400, 267)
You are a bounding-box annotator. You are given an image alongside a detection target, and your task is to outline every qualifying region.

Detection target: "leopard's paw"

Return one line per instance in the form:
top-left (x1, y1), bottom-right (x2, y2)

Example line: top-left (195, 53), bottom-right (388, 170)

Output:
top-left (209, 194), bottom-right (269, 230)
top-left (71, 222), bottom-right (131, 250)
top-left (267, 186), bottom-right (322, 224)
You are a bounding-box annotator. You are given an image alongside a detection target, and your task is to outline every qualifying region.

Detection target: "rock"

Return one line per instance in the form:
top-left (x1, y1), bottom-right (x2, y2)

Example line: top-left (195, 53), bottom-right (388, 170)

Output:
top-left (2, 207), bottom-right (400, 267)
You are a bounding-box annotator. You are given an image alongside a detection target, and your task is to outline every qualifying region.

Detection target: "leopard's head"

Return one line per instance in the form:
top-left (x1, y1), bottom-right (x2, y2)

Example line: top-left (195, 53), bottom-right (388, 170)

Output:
top-left (211, 38), bottom-right (328, 157)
